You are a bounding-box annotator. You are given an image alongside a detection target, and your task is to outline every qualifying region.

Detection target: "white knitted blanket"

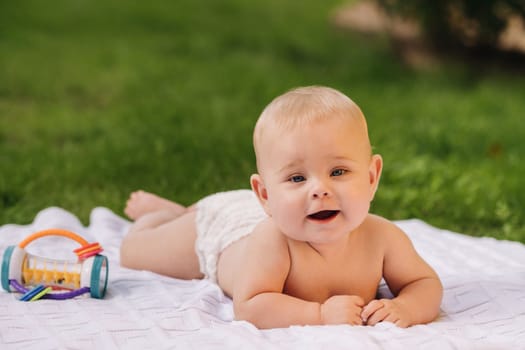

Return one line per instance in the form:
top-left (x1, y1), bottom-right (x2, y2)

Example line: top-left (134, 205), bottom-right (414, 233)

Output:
top-left (1, 207), bottom-right (524, 349)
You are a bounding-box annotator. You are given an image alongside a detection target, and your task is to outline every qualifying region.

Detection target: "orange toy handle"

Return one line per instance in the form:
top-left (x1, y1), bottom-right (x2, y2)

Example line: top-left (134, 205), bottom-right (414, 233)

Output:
top-left (18, 229), bottom-right (89, 249)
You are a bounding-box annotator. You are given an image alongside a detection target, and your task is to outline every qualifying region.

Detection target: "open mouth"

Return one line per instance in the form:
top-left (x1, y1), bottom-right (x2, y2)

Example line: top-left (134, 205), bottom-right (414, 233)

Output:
top-left (307, 210), bottom-right (340, 221)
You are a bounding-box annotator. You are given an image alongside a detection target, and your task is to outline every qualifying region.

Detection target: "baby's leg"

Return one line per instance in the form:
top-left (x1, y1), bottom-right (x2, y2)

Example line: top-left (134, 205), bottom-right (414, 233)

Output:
top-left (120, 210), bottom-right (203, 280)
top-left (128, 210), bottom-right (174, 233)
top-left (125, 190), bottom-right (188, 220)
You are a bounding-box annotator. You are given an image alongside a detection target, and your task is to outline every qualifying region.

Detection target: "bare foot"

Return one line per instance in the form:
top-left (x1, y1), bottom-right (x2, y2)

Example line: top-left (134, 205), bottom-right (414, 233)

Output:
top-left (125, 190), bottom-right (187, 220)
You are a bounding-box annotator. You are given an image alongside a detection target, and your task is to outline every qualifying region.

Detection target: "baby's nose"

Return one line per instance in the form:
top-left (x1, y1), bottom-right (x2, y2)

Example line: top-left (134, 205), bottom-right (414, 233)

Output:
top-left (311, 181), bottom-right (331, 198)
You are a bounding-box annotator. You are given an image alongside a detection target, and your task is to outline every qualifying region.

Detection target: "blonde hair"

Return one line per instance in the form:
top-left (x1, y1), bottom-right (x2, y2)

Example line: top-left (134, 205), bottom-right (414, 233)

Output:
top-left (253, 86), bottom-right (369, 164)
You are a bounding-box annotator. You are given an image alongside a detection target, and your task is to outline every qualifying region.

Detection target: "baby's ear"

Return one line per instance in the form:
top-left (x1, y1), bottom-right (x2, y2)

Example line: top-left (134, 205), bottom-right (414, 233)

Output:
top-left (250, 174), bottom-right (271, 215)
top-left (368, 154), bottom-right (383, 201)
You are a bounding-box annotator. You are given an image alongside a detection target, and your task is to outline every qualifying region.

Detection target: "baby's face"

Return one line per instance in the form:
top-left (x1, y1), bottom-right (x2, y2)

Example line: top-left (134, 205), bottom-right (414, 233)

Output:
top-left (256, 117), bottom-right (378, 245)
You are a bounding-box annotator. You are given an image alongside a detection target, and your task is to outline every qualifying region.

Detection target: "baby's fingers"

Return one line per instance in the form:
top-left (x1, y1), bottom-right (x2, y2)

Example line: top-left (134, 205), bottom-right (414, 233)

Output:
top-left (382, 314), bottom-right (409, 328)
top-left (365, 307), bottom-right (390, 326)
top-left (361, 300), bottom-right (384, 324)
top-left (394, 319), bottom-right (409, 328)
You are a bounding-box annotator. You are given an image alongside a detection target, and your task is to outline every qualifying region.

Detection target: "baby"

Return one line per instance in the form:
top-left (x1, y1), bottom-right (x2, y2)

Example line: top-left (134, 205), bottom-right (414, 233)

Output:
top-left (120, 86), bottom-right (443, 329)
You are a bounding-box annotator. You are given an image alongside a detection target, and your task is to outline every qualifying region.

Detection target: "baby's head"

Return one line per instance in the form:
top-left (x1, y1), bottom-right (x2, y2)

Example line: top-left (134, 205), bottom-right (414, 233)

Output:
top-left (250, 86), bottom-right (382, 243)
top-left (253, 86), bottom-right (371, 175)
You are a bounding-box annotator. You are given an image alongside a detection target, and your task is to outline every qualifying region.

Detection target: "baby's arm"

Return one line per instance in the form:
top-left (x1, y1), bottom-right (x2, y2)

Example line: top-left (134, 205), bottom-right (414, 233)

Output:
top-left (232, 220), bottom-right (320, 328)
top-left (232, 220), bottom-right (364, 328)
top-left (361, 221), bottom-right (443, 327)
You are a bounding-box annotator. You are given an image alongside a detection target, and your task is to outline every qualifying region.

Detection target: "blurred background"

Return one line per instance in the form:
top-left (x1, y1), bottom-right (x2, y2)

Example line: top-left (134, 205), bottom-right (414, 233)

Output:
top-left (1, 0), bottom-right (524, 242)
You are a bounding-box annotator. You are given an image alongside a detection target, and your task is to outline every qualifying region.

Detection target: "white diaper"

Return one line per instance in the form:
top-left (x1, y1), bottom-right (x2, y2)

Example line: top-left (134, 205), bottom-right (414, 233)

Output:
top-left (195, 189), bottom-right (267, 283)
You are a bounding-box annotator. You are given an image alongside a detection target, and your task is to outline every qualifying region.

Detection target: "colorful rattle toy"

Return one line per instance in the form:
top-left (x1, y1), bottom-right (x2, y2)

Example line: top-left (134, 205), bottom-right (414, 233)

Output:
top-left (1, 228), bottom-right (108, 301)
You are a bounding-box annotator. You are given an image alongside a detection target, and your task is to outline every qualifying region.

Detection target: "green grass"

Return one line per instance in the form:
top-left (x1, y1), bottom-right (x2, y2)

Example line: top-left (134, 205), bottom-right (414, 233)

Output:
top-left (1, 0), bottom-right (524, 242)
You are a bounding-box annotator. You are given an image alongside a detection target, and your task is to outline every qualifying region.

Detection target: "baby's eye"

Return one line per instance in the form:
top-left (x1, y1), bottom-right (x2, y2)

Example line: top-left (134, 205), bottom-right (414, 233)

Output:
top-left (289, 175), bottom-right (306, 183)
top-left (331, 169), bottom-right (347, 177)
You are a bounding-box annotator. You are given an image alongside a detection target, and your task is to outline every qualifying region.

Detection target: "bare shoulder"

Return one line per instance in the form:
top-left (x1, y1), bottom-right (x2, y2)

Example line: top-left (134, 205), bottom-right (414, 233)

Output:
top-left (364, 215), bottom-right (440, 295)
top-left (238, 217), bottom-right (291, 276)
top-left (248, 217), bottom-right (290, 252)
top-left (360, 214), bottom-right (410, 247)
top-left (232, 217), bottom-right (291, 301)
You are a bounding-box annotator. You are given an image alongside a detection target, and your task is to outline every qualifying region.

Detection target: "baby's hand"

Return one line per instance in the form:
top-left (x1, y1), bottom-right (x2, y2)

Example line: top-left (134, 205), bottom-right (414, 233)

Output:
top-left (320, 295), bottom-right (364, 326)
top-left (361, 299), bottom-right (411, 328)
